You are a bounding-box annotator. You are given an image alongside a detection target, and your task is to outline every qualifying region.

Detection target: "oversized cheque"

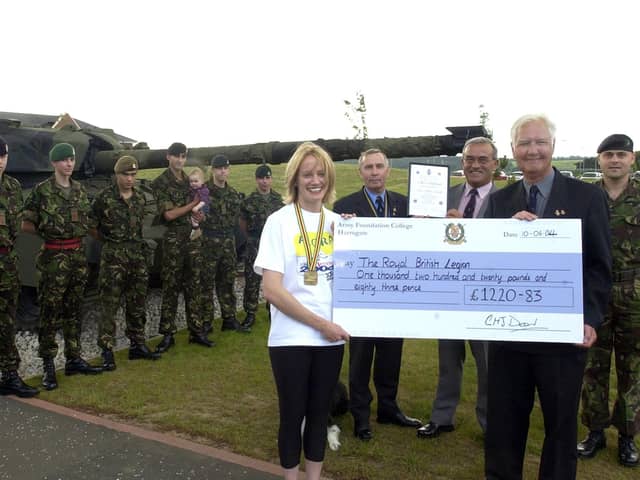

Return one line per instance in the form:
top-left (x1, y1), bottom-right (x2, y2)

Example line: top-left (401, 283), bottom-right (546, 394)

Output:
top-left (333, 217), bottom-right (584, 343)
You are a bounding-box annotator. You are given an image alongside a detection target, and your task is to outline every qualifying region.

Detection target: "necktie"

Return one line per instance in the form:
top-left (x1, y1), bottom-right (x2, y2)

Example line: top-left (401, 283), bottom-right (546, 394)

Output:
top-left (527, 185), bottom-right (539, 214)
top-left (463, 189), bottom-right (478, 218)
top-left (375, 195), bottom-right (384, 217)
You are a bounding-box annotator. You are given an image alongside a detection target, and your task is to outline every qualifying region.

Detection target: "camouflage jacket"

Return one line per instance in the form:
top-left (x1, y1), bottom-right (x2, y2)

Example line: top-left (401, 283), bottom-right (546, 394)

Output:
top-left (240, 190), bottom-right (284, 238)
top-left (23, 176), bottom-right (90, 240)
top-left (90, 182), bottom-right (147, 244)
top-left (201, 181), bottom-right (242, 234)
top-left (597, 177), bottom-right (640, 272)
top-left (0, 174), bottom-right (23, 248)
top-left (151, 168), bottom-right (191, 230)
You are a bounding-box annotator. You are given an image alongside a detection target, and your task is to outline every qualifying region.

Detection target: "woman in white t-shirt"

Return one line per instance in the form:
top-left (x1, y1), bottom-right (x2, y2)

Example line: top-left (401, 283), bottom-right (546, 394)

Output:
top-left (254, 142), bottom-right (350, 480)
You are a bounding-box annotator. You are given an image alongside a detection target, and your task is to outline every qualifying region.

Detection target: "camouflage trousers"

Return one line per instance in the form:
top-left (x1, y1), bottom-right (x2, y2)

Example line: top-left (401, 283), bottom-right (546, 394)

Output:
top-left (243, 237), bottom-right (262, 315)
top-left (159, 230), bottom-right (203, 335)
top-left (581, 280), bottom-right (640, 436)
top-left (36, 248), bottom-right (88, 360)
top-left (0, 252), bottom-right (20, 371)
top-left (201, 236), bottom-right (237, 322)
top-left (97, 242), bottom-right (150, 350)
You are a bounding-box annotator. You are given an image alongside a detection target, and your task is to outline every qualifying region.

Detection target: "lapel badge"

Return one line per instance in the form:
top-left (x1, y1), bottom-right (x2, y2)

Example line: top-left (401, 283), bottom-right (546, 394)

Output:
top-left (554, 209), bottom-right (566, 216)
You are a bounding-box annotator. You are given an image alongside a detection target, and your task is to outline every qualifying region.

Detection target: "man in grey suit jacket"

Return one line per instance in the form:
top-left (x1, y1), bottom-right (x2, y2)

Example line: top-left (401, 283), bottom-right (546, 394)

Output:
top-left (417, 136), bottom-right (498, 439)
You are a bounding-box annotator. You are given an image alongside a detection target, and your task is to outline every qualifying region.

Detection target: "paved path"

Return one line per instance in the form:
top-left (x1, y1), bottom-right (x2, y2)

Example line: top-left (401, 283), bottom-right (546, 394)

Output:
top-left (0, 396), bottom-right (285, 480)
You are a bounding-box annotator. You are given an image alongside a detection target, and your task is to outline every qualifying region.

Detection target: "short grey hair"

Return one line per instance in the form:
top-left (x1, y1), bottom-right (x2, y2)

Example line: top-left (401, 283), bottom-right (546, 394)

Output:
top-left (510, 114), bottom-right (556, 145)
top-left (462, 137), bottom-right (498, 160)
top-left (358, 148), bottom-right (389, 168)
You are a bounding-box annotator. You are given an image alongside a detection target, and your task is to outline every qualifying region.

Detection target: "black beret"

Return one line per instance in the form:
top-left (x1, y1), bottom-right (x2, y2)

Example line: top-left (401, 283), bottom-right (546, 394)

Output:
top-left (597, 134), bottom-right (634, 154)
top-left (0, 136), bottom-right (6, 156)
top-left (168, 142), bottom-right (187, 156)
top-left (255, 165), bottom-right (272, 178)
top-left (211, 154), bottom-right (230, 168)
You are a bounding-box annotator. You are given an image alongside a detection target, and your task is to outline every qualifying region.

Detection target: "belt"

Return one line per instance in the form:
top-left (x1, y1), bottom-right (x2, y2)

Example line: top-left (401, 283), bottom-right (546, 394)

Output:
top-left (612, 268), bottom-right (640, 283)
top-left (0, 246), bottom-right (11, 254)
top-left (44, 238), bottom-right (82, 250)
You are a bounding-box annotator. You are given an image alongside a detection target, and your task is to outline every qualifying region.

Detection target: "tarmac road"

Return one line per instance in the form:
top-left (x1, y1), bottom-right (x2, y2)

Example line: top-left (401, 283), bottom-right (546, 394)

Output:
top-left (0, 396), bottom-right (285, 480)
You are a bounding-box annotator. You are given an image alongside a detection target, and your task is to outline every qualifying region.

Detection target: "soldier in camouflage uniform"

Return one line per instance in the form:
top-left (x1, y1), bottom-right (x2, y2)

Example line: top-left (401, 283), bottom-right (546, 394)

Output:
top-left (22, 143), bottom-right (102, 391)
top-left (579, 134), bottom-right (640, 467)
top-left (152, 142), bottom-right (212, 353)
top-left (0, 137), bottom-right (39, 398)
top-left (90, 156), bottom-right (160, 371)
top-left (200, 154), bottom-right (248, 333)
top-left (239, 164), bottom-right (283, 329)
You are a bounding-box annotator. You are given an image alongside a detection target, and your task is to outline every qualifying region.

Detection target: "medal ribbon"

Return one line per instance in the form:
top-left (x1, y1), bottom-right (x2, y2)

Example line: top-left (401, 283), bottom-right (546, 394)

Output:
top-left (363, 189), bottom-right (387, 217)
top-left (294, 203), bottom-right (325, 275)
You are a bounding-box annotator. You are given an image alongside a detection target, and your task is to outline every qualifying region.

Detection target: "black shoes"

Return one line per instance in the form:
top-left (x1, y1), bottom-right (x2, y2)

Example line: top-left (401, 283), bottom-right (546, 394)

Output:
top-left (0, 370), bottom-right (39, 398)
top-left (129, 343), bottom-right (161, 360)
top-left (102, 349), bottom-right (116, 371)
top-left (155, 334), bottom-right (175, 354)
top-left (241, 313), bottom-right (256, 330)
top-left (188, 333), bottom-right (214, 347)
top-left (417, 421), bottom-right (455, 439)
top-left (64, 357), bottom-right (103, 376)
top-left (619, 434), bottom-right (639, 467)
top-left (221, 318), bottom-right (250, 333)
top-left (42, 358), bottom-right (58, 390)
top-left (377, 411), bottom-right (422, 428)
top-left (577, 430), bottom-right (606, 458)
top-left (354, 426), bottom-right (373, 441)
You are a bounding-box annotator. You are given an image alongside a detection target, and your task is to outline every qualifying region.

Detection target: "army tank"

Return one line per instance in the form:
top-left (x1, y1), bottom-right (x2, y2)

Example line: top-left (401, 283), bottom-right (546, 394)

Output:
top-left (1, 111), bottom-right (487, 328)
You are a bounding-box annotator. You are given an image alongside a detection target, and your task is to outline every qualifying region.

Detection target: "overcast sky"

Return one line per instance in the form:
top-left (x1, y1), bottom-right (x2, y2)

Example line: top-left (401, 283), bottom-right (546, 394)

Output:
top-left (4, 1), bottom-right (639, 157)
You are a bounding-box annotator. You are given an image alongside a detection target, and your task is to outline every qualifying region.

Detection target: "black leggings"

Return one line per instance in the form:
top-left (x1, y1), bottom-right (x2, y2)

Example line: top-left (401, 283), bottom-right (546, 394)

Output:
top-left (269, 344), bottom-right (344, 469)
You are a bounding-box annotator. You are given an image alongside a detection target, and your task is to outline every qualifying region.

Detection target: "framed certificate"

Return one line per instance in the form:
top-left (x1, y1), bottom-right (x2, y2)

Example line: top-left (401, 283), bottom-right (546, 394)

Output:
top-left (407, 163), bottom-right (449, 217)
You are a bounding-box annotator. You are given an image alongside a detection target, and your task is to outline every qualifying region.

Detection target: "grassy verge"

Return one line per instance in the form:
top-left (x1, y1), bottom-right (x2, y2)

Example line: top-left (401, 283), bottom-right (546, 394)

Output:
top-left (28, 310), bottom-right (631, 480)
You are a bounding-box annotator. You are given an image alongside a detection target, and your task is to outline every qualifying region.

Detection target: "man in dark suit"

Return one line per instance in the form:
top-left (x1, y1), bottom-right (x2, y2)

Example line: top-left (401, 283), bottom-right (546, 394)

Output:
top-left (334, 148), bottom-right (422, 441)
top-left (483, 114), bottom-right (612, 480)
top-left (418, 137), bottom-right (497, 439)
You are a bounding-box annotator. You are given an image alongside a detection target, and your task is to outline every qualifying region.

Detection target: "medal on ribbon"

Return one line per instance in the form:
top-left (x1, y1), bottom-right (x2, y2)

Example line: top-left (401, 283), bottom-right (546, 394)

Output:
top-left (294, 203), bottom-right (325, 286)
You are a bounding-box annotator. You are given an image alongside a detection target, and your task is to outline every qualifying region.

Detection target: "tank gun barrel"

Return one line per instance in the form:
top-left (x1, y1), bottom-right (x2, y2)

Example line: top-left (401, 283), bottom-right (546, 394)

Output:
top-left (103, 125), bottom-right (487, 170)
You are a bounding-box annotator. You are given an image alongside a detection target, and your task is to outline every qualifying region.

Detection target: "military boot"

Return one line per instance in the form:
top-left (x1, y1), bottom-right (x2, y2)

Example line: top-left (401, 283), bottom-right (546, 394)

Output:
top-left (129, 342), bottom-right (161, 360)
top-left (188, 333), bottom-right (214, 347)
top-left (577, 430), bottom-right (606, 458)
top-left (619, 435), bottom-right (639, 467)
top-left (222, 317), bottom-right (250, 333)
top-left (102, 349), bottom-right (116, 371)
top-left (65, 357), bottom-right (103, 375)
top-left (155, 334), bottom-right (175, 354)
top-left (241, 313), bottom-right (256, 330)
top-left (0, 370), bottom-right (39, 398)
top-left (42, 358), bottom-right (58, 391)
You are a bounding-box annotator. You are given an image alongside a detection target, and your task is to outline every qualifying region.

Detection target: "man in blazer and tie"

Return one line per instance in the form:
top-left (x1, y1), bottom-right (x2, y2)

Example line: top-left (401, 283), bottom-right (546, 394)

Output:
top-left (334, 148), bottom-right (422, 441)
top-left (417, 137), bottom-right (497, 439)
top-left (483, 114), bottom-right (612, 480)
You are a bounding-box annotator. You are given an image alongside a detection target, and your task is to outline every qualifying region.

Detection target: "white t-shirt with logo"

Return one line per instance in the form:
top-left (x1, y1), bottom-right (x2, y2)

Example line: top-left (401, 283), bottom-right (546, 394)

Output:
top-left (254, 203), bottom-right (344, 347)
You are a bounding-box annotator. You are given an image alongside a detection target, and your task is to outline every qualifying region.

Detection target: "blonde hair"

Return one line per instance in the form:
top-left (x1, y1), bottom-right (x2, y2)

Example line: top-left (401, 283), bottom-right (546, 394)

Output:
top-left (284, 142), bottom-right (336, 205)
top-left (188, 167), bottom-right (205, 182)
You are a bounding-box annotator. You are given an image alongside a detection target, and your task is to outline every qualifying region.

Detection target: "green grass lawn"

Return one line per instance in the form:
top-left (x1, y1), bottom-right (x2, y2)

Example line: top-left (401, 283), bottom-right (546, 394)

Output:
top-left (30, 163), bottom-right (634, 479)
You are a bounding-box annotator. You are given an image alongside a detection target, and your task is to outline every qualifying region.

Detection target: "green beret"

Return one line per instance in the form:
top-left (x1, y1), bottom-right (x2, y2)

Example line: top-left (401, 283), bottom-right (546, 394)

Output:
top-left (597, 134), bottom-right (634, 154)
top-left (255, 164), bottom-right (272, 178)
top-left (49, 143), bottom-right (75, 162)
top-left (211, 154), bottom-right (230, 168)
top-left (114, 155), bottom-right (138, 174)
